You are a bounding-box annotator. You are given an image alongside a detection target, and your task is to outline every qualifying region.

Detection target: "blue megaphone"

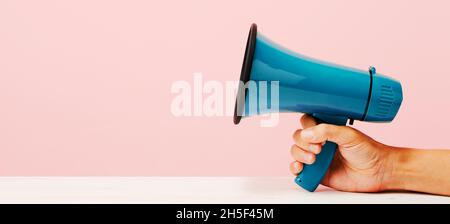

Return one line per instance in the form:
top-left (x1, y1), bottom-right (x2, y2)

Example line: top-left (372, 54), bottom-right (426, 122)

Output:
top-left (234, 24), bottom-right (403, 192)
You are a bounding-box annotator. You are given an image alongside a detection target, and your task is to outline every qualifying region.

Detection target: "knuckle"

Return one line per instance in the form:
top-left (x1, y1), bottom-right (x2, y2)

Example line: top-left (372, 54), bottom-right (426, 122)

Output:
top-left (290, 144), bottom-right (298, 155)
top-left (292, 129), bottom-right (301, 141)
top-left (300, 115), bottom-right (308, 125)
top-left (316, 123), bottom-right (330, 135)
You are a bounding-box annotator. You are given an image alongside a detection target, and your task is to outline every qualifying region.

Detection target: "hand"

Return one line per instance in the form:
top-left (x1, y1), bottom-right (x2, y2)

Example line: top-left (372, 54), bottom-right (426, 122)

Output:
top-left (290, 114), bottom-right (393, 192)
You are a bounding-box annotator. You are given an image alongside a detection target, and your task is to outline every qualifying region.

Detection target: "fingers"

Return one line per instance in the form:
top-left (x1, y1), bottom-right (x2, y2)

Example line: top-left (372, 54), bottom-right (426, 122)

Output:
top-left (291, 114), bottom-right (362, 176)
top-left (300, 123), bottom-right (357, 145)
top-left (292, 129), bottom-right (322, 154)
top-left (300, 114), bottom-right (317, 129)
top-left (290, 144), bottom-right (316, 165)
top-left (290, 161), bottom-right (303, 175)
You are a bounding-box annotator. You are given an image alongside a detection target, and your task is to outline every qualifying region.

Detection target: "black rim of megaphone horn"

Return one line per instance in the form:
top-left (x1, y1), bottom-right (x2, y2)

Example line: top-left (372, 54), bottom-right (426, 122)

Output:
top-left (234, 23), bottom-right (257, 125)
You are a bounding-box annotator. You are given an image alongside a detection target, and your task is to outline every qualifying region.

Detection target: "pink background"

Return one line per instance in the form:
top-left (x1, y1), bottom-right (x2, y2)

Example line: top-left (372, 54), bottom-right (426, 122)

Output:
top-left (1, 0), bottom-right (449, 176)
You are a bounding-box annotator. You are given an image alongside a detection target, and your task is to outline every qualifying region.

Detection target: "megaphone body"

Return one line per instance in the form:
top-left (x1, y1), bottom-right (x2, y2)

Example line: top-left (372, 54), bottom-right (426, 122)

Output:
top-left (234, 24), bottom-right (403, 192)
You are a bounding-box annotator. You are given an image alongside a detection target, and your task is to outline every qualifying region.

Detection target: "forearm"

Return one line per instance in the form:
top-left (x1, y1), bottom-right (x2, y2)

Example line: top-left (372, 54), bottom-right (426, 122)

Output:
top-left (384, 147), bottom-right (450, 196)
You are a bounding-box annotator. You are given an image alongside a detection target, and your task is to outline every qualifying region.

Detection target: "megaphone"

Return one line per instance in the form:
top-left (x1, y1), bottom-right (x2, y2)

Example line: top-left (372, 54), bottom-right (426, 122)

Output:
top-left (234, 24), bottom-right (403, 192)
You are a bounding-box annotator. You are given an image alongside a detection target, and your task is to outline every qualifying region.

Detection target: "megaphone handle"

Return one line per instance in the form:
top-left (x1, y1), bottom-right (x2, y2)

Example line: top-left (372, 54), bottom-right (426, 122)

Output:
top-left (295, 114), bottom-right (348, 192)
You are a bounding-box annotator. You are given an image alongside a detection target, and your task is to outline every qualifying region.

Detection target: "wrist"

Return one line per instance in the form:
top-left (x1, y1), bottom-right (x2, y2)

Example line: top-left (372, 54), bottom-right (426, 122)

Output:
top-left (379, 145), bottom-right (450, 195)
top-left (381, 146), bottom-right (432, 192)
top-left (380, 146), bottom-right (415, 191)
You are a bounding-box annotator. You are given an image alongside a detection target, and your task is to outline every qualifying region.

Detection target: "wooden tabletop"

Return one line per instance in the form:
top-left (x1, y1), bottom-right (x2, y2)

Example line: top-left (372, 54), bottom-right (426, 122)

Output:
top-left (0, 177), bottom-right (448, 203)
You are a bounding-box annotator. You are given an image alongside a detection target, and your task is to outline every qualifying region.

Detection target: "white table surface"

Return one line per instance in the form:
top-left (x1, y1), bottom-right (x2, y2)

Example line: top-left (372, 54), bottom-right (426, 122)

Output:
top-left (0, 177), bottom-right (448, 204)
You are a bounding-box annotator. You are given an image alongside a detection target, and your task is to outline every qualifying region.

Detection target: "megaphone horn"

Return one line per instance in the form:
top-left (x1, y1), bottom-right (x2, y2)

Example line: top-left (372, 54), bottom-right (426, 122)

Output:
top-left (234, 23), bottom-right (402, 192)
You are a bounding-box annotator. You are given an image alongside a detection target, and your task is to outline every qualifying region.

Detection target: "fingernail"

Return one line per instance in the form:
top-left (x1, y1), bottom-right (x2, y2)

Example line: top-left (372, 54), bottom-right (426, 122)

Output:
top-left (309, 145), bottom-right (319, 153)
top-left (307, 154), bottom-right (315, 163)
top-left (301, 129), bottom-right (314, 140)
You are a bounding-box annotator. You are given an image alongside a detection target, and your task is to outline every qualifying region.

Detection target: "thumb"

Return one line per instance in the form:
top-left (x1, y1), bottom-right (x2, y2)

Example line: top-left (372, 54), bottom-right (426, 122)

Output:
top-left (300, 123), bottom-right (359, 146)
